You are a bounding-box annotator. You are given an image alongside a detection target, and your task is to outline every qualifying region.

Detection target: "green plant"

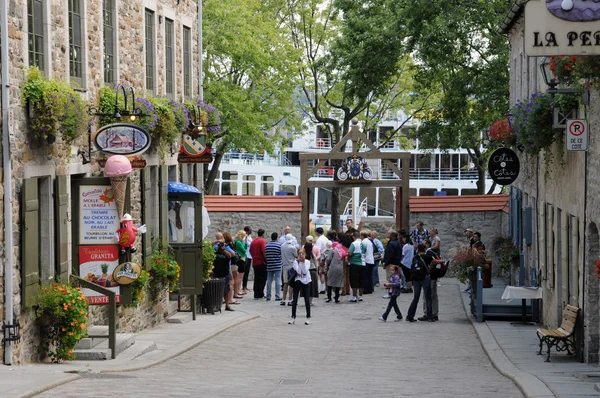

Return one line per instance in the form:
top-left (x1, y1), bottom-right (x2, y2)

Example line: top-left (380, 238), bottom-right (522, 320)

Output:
top-left (493, 236), bottom-right (520, 275)
top-left (22, 67), bottom-right (90, 142)
top-left (149, 245), bottom-right (181, 294)
top-left (202, 240), bottom-right (216, 283)
top-left (449, 247), bottom-right (486, 284)
top-left (550, 55), bottom-right (600, 89)
top-left (35, 282), bottom-right (88, 362)
top-left (126, 269), bottom-right (150, 308)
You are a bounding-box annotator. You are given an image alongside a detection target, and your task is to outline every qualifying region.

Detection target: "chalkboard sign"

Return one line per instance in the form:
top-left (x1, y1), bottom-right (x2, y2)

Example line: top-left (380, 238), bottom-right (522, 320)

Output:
top-left (488, 147), bottom-right (520, 186)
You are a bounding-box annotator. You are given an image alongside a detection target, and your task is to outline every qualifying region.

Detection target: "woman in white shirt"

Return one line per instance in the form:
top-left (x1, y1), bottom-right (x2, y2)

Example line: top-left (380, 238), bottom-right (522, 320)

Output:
top-left (289, 248), bottom-right (312, 325)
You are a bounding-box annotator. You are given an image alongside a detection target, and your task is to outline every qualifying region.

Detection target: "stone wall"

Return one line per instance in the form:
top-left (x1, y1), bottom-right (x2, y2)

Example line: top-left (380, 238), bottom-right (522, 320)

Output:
top-left (207, 212), bottom-right (301, 241)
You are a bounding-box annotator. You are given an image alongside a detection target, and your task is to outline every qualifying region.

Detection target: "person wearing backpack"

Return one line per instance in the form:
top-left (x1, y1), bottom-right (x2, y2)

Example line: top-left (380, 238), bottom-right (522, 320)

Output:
top-left (405, 243), bottom-right (434, 322)
top-left (422, 239), bottom-right (444, 321)
top-left (325, 240), bottom-right (344, 303)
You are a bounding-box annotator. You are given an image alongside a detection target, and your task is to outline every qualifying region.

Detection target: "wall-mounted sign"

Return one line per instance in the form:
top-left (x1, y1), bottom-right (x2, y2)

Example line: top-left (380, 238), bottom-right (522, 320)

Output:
top-left (112, 262), bottom-right (141, 285)
top-left (488, 147), bottom-right (520, 186)
top-left (79, 245), bottom-right (120, 305)
top-left (525, 0), bottom-right (600, 56)
top-left (178, 134), bottom-right (212, 163)
top-left (98, 157), bottom-right (147, 169)
top-left (566, 119), bottom-right (589, 151)
top-left (80, 185), bottom-right (119, 244)
top-left (94, 123), bottom-right (152, 156)
top-left (335, 156), bottom-right (373, 182)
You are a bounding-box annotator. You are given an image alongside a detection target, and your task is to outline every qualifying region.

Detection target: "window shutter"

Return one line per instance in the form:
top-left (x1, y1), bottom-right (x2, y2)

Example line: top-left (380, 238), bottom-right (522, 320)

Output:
top-left (55, 175), bottom-right (69, 282)
top-left (158, 165), bottom-right (169, 243)
top-left (141, 168), bottom-right (153, 270)
top-left (22, 178), bottom-right (40, 307)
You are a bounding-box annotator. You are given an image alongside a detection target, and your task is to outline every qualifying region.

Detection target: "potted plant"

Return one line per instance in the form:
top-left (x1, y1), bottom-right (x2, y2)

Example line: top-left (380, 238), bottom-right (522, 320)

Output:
top-left (125, 269), bottom-right (150, 308)
top-left (35, 282), bottom-right (88, 362)
top-left (493, 236), bottom-right (520, 285)
top-left (148, 245), bottom-right (181, 300)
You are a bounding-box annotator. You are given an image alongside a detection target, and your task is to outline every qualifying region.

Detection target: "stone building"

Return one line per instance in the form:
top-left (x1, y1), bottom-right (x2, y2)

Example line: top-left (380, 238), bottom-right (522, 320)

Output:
top-left (1, 0), bottom-right (204, 364)
top-left (501, 0), bottom-right (600, 362)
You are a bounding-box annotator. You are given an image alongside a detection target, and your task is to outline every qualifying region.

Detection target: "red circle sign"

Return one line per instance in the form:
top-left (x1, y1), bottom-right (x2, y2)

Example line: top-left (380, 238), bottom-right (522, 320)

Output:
top-left (569, 121), bottom-right (585, 136)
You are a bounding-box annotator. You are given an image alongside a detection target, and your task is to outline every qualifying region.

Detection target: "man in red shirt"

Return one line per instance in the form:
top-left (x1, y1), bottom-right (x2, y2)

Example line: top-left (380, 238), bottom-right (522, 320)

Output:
top-left (249, 228), bottom-right (267, 299)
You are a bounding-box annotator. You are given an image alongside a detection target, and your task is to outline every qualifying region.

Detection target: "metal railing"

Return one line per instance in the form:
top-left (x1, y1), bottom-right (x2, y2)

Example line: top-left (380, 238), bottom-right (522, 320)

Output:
top-left (313, 167), bottom-right (483, 180)
top-left (221, 152), bottom-right (284, 166)
top-left (70, 275), bottom-right (117, 359)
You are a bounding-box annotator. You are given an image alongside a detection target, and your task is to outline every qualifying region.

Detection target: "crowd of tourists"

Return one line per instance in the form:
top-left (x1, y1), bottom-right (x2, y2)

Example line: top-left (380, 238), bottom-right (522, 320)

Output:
top-left (211, 220), bottom-right (482, 325)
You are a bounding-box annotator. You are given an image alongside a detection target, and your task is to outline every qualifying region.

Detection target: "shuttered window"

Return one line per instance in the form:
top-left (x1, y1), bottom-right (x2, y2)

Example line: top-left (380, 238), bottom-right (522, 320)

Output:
top-left (28, 0), bottom-right (44, 71)
top-left (145, 9), bottom-right (155, 93)
top-left (22, 179), bottom-right (40, 307)
top-left (183, 26), bottom-right (191, 99)
top-left (165, 18), bottom-right (174, 97)
top-left (103, 0), bottom-right (115, 84)
top-left (68, 0), bottom-right (83, 85)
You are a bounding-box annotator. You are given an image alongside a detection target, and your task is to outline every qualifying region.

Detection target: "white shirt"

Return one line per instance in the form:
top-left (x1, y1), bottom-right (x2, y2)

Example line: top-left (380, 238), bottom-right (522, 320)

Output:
top-left (362, 238), bottom-right (374, 265)
top-left (244, 235), bottom-right (253, 259)
top-left (292, 259), bottom-right (312, 285)
top-left (315, 234), bottom-right (328, 253)
top-left (401, 243), bottom-right (414, 268)
top-left (278, 234), bottom-right (299, 249)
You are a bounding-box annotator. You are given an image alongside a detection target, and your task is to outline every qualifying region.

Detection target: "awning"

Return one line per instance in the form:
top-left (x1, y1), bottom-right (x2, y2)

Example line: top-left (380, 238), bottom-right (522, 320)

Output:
top-left (168, 181), bottom-right (201, 194)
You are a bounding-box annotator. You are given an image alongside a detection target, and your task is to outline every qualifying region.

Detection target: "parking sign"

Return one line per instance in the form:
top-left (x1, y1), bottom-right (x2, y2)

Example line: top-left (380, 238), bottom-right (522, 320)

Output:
top-left (566, 120), bottom-right (588, 151)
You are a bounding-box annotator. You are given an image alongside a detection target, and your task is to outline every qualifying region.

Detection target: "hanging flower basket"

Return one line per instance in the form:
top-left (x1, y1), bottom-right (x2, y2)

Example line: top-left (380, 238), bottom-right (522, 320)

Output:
top-left (595, 258), bottom-right (600, 279)
top-left (489, 119), bottom-right (512, 144)
top-left (550, 55), bottom-right (600, 89)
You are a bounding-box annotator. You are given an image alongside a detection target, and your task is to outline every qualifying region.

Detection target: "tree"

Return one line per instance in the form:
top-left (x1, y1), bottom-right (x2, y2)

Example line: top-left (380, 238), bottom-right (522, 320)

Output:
top-left (285, 0), bottom-right (433, 229)
top-left (401, 0), bottom-right (510, 194)
top-left (202, 0), bottom-right (302, 193)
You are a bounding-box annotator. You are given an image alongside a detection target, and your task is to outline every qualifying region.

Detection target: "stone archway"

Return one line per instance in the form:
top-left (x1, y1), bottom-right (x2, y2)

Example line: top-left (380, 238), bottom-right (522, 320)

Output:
top-left (585, 222), bottom-right (599, 363)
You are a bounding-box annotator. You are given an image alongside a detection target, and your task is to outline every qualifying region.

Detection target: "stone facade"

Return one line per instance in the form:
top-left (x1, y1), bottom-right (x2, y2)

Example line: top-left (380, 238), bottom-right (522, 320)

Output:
top-left (207, 212), bottom-right (302, 241)
top-left (504, 7), bottom-right (599, 362)
top-left (1, 0), bottom-right (201, 364)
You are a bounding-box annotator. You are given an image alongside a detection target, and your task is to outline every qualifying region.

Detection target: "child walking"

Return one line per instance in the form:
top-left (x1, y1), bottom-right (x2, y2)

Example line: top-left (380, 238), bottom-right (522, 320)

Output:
top-left (378, 265), bottom-right (403, 322)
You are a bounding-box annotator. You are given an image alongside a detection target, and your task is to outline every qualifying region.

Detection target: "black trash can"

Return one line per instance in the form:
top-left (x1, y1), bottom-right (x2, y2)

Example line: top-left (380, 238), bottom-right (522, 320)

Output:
top-left (201, 278), bottom-right (226, 314)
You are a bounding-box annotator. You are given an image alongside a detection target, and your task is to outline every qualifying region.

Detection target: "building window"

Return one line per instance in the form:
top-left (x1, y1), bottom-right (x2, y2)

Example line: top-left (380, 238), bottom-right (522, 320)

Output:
top-left (165, 18), bottom-right (174, 97)
top-left (103, 0), bottom-right (115, 83)
top-left (68, 0), bottom-right (83, 85)
top-left (145, 9), bottom-right (155, 93)
top-left (183, 26), bottom-right (192, 98)
top-left (28, 0), bottom-right (44, 71)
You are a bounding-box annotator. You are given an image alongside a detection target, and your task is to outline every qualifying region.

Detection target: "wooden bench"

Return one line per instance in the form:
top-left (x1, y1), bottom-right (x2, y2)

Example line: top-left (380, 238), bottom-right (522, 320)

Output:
top-left (536, 304), bottom-right (580, 362)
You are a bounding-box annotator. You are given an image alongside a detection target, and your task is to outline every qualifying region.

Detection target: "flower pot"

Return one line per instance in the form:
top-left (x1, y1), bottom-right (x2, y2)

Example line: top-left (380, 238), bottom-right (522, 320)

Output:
top-left (201, 278), bottom-right (226, 314)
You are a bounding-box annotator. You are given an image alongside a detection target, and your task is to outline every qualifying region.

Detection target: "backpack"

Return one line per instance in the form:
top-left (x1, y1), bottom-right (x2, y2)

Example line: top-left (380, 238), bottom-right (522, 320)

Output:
top-left (437, 260), bottom-right (449, 278)
top-left (411, 255), bottom-right (429, 281)
top-left (213, 251), bottom-right (230, 278)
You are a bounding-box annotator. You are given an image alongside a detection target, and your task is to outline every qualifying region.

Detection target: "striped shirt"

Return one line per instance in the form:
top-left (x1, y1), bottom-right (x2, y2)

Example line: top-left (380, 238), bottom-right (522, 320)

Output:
top-left (265, 241), bottom-right (283, 272)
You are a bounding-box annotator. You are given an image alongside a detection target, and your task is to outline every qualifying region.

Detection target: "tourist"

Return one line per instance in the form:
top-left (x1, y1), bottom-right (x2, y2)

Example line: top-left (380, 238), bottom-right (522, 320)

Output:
top-left (318, 237), bottom-right (331, 294)
top-left (406, 243), bottom-right (434, 322)
top-left (303, 236), bottom-right (320, 305)
top-left (378, 265), bottom-right (403, 322)
top-left (410, 221), bottom-right (429, 252)
top-left (325, 240), bottom-right (344, 303)
top-left (265, 232), bottom-right (282, 302)
top-left (224, 232), bottom-right (240, 304)
top-left (249, 229), bottom-right (267, 299)
top-left (473, 232), bottom-right (486, 253)
top-left (242, 226), bottom-right (253, 294)
top-left (315, 227), bottom-right (328, 293)
top-left (288, 248), bottom-right (312, 325)
top-left (383, 231), bottom-right (402, 298)
top-left (281, 234), bottom-right (298, 306)
top-left (465, 228), bottom-right (475, 249)
top-left (400, 234), bottom-right (414, 293)
top-left (429, 228), bottom-right (441, 257)
top-left (233, 230), bottom-right (247, 297)
top-left (339, 224), bottom-right (356, 295)
top-left (213, 241), bottom-right (235, 311)
top-left (278, 225), bottom-right (299, 248)
top-left (370, 231), bottom-right (384, 288)
top-left (361, 231), bottom-right (375, 294)
top-left (423, 239), bottom-right (443, 321)
top-left (348, 231), bottom-right (366, 302)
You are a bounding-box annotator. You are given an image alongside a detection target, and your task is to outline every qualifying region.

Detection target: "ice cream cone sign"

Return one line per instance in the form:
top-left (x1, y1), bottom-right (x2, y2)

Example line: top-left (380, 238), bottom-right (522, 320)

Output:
top-left (115, 213), bottom-right (147, 255)
top-left (104, 155), bottom-right (132, 221)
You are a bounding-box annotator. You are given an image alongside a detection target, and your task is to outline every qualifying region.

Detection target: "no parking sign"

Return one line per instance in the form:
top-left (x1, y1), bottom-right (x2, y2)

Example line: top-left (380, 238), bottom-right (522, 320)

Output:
top-left (566, 120), bottom-right (588, 151)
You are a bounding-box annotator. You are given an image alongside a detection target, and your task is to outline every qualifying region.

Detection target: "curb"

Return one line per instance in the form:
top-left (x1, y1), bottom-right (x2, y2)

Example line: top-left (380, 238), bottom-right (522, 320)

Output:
top-left (16, 374), bottom-right (81, 398)
top-left (458, 284), bottom-right (555, 398)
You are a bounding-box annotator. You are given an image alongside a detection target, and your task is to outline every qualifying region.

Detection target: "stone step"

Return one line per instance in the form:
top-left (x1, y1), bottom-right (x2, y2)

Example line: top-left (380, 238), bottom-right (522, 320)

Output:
top-left (73, 333), bottom-right (136, 360)
top-left (167, 312), bottom-right (193, 324)
top-left (75, 326), bottom-right (109, 349)
top-left (114, 340), bottom-right (157, 361)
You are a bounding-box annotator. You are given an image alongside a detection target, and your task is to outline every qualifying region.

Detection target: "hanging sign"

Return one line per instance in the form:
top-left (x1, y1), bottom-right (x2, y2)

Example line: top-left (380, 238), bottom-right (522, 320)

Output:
top-left (178, 134), bottom-right (212, 163)
top-left (79, 185), bottom-right (119, 244)
top-left (113, 262), bottom-right (141, 285)
top-left (488, 148), bottom-right (520, 186)
top-left (566, 119), bottom-right (589, 151)
top-left (335, 156), bottom-right (373, 183)
top-left (98, 156), bottom-right (147, 169)
top-left (79, 245), bottom-right (120, 304)
top-left (93, 123), bottom-right (152, 156)
top-left (525, 0), bottom-right (600, 56)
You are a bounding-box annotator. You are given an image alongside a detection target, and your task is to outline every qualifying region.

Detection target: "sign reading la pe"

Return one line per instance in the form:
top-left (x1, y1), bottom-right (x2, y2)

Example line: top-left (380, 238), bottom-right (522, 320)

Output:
top-left (566, 119), bottom-right (588, 151)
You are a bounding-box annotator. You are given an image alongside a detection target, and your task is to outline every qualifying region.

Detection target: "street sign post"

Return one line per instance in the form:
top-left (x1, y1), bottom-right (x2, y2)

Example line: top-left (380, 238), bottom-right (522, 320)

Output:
top-left (566, 119), bottom-right (588, 151)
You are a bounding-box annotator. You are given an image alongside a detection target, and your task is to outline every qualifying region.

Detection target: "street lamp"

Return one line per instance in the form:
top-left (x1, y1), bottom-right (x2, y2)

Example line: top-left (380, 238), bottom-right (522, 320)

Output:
top-left (540, 57), bottom-right (558, 90)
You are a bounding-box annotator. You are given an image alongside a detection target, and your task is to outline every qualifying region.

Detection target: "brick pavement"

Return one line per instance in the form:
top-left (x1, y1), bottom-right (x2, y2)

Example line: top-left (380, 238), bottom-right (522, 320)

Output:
top-left (37, 279), bottom-right (522, 397)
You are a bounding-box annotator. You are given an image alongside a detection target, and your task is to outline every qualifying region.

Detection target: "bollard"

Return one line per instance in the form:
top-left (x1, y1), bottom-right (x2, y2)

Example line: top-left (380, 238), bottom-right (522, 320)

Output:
top-left (476, 266), bottom-right (484, 323)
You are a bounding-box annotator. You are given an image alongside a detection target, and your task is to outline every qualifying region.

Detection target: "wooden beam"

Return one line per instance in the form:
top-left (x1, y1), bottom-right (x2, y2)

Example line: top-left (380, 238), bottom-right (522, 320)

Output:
top-left (300, 159), bottom-right (310, 242)
top-left (307, 159), bottom-right (329, 180)
top-left (300, 151), bottom-right (411, 161)
top-left (306, 180), bottom-right (404, 188)
top-left (401, 156), bottom-right (410, 231)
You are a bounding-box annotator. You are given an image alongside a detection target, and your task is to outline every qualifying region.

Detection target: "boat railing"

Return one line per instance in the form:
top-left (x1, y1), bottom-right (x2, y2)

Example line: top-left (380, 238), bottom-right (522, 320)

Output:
top-left (312, 167), bottom-right (483, 180)
top-left (221, 152), bottom-right (287, 166)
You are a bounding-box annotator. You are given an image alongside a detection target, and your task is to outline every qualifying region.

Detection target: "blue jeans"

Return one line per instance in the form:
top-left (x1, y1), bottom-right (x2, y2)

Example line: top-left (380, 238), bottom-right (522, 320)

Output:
top-left (373, 260), bottom-right (380, 285)
top-left (400, 267), bottom-right (407, 289)
top-left (266, 269), bottom-right (282, 300)
top-left (407, 275), bottom-right (432, 320)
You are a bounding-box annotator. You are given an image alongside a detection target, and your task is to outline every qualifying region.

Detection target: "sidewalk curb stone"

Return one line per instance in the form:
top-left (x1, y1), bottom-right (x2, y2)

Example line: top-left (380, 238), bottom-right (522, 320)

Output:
top-left (459, 284), bottom-right (555, 398)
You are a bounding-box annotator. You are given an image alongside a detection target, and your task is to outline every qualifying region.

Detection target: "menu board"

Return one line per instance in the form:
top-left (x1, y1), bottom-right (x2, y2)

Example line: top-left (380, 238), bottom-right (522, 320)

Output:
top-left (79, 245), bottom-right (120, 305)
top-left (80, 185), bottom-right (119, 244)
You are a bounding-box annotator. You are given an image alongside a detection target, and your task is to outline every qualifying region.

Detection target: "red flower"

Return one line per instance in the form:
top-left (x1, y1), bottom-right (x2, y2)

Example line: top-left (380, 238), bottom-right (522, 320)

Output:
top-left (489, 119), bottom-right (511, 142)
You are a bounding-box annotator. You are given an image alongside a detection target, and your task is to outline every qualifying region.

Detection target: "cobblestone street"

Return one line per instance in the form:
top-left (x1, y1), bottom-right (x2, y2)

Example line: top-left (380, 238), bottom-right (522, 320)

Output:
top-left (38, 279), bottom-right (522, 397)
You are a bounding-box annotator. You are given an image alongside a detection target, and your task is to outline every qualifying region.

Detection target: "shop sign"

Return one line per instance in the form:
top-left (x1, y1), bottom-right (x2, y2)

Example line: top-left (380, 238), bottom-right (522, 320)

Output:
top-left (488, 147), bottom-right (520, 186)
top-left (79, 245), bottom-right (120, 304)
top-left (113, 262), bottom-right (141, 285)
top-left (98, 156), bottom-right (147, 169)
top-left (79, 185), bottom-right (119, 244)
top-left (178, 135), bottom-right (212, 164)
top-left (525, 0), bottom-right (600, 56)
top-left (94, 123), bottom-right (152, 156)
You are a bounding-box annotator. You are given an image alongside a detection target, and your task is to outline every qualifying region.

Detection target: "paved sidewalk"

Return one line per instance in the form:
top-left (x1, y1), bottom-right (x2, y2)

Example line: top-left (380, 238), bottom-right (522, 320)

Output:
top-left (460, 281), bottom-right (600, 397)
top-left (0, 308), bottom-right (257, 398)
